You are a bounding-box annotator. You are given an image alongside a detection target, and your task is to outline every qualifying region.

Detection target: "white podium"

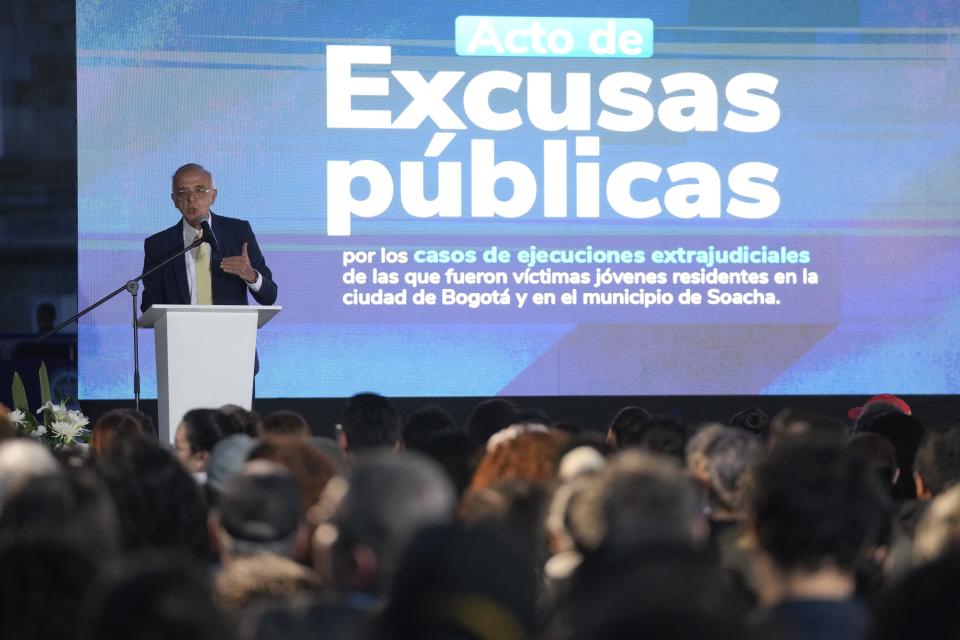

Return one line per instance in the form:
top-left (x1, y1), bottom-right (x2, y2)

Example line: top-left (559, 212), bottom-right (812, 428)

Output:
top-left (138, 304), bottom-right (281, 444)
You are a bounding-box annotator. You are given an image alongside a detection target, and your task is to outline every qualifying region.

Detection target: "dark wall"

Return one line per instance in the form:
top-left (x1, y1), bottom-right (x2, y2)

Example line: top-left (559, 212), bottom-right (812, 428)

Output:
top-left (0, 0), bottom-right (78, 334)
top-left (0, 0), bottom-right (78, 407)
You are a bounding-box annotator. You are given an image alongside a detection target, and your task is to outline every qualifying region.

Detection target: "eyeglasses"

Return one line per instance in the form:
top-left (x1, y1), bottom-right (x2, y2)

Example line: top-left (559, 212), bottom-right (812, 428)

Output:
top-left (173, 187), bottom-right (215, 201)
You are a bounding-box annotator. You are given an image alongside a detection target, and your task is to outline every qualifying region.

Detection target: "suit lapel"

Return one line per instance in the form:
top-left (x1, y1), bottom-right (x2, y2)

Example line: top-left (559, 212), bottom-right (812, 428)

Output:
top-left (210, 245), bottom-right (223, 302)
top-left (172, 221), bottom-right (190, 304)
top-left (209, 212), bottom-right (222, 302)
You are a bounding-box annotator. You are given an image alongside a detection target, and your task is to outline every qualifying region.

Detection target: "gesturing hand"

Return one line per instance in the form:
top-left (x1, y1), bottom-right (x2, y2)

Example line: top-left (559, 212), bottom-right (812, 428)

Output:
top-left (220, 242), bottom-right (258, 284)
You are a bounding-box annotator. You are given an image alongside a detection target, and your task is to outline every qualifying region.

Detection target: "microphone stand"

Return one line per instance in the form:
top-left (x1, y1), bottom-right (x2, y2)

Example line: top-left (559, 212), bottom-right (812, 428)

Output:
top-left (41, 233), bottom-right (206, 411)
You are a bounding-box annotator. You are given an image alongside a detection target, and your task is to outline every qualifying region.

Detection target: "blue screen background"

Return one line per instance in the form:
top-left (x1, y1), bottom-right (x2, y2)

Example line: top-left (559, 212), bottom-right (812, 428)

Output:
top-left (77, 1), bottom-right (960, 398)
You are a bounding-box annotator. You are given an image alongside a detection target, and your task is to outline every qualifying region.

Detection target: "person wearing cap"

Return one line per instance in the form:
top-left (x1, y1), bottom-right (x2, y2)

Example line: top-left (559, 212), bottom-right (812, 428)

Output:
top-left (211, 471), bottom-right (322, 609)
top-left (852, 398), bottom-right (924, 502)
top-left (205, 433), bottom-right (258, 505)
top-left (211, 471), bottom-right (307, 561)
top-left (848, 394), bottom-right (912, 425)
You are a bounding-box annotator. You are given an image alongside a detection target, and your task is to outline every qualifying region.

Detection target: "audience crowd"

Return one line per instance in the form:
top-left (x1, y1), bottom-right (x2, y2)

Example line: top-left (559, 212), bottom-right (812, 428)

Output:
top-left (0, 393), bottom-right (958, 639)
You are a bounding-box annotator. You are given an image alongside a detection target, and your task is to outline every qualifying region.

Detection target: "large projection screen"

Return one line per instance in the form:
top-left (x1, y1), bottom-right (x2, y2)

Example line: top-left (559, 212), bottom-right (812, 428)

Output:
top-left (77, 1), bottom-right (960, 399)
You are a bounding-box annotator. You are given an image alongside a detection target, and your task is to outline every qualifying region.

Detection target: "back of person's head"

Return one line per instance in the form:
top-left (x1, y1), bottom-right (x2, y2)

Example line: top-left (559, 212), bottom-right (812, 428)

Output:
top-left (728, 406), bottom-right (770, 441)
top-left (0, 540), bottom-right (99, 640)
top-left (571, 449), bottom-right (705, 553)
top-left (377, 524), bottom-right (539, 640)
top-left (913, 421), bottom-right (960, 499)
top-left (698, 426), bottom-right (762, 517)
top-left (206, 434), bottom-right (258, 501)
top-left (870, 551), bottom-right (960, 640)
top-left (94, 439), bottom-right (211, 559)
top-left (914, 484), bottom-right (960, 563)
top-left (469, 428), bottom-right (570, 493)
top-left (311, 436), bottom-right (348, 473)
top-left (509, 408), bottom-right (553, 429)
top-left (685, 423), bottom-right (726, 478)
top-left (548, 469), bottom-right (611, 562)
top-left (0, 469), bottom-right (119, 561)
top-left (91, 409), bottom-right (145, 456)
top-left (247, 436), bottom-right (339, 516)
top-left (556, 440), bottom-right (608, 481)
top-left (854, 401), bottom-right (902, 430)
top-left (262, 410), bottom-right (312, 439)
top-left (751, 442), bottom-right (891, 574)
top-left (620, 414), bottom-right (689, 463)
top-left (850, 393), bottom-right (911, 426)
top-left (124, 408), bottom-right (157, 442)
top-left (401, 404), bottom-right (458, 451)
top-left (861, 411), bottom-right (925, 500)
top-left (569, 542), bottom-right (748, 640)
top-left (182, 407), bottom-right (236, 442)
top-left (849, 432), bottom-right (898, 489)
top-left (459, 479), bottom-right (552, 567)
top-left (415, 429), bottom-right (481, 499)
top-left (684, 422), bottom-right (727, 462)
top-left (339, 393), bottom-right (400, 453)
top-left (220, 404), bottom-right (262, 437)
top-left (551, 420), bottom-right (585, 436)
top-left (606, 405), bottom-right (653, 448)
top-left (83, 554), bottom-right (234, 640)
top-left (215, 472), bottom-right (303, 559)
top-left (0, 412), bottom-right (14, 442)
top-left (0, 439), bottom-right (60, 507)
top-left (330, 450), bottom-right (455, 594)
top-left (465, 398), bottom-right (520, 445)
top-left (768, 408), bottom-right (849, 450)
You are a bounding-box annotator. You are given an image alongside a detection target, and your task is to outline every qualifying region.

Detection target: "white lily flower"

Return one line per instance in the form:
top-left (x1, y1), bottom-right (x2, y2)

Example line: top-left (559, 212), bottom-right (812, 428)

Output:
top-left (66, 411), bottom-right (90, 429)
top-left (51, 420), bottom-right (86, 444)
top-left (37, 401), bottom-right (68, 421)
top-left (7, 409), bottom-right (26, 426)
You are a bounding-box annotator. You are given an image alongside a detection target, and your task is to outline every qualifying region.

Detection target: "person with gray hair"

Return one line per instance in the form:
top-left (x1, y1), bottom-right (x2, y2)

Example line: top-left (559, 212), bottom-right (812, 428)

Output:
top-left (325, 450), bottom-right (456, 600)
top-left (569, 449), bottom-right (707, 554)
top-left (687, 425), bottom-right (763, 602)
top-left (0, 439), bottom-right (60, 509)
top-left (686, 423), bottom-right (727, 510)
top-left (689, 426), bottom-right (762, 527)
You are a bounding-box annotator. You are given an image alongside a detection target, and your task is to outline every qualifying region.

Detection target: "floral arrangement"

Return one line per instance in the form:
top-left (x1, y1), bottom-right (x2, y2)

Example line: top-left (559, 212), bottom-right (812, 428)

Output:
top-left (9, 363), bottom-right (89, 449)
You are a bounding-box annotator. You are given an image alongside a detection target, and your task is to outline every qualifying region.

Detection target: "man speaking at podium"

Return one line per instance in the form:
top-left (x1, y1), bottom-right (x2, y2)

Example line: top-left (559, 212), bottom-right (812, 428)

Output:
top-left (141, 163), bottom-right (278, 313)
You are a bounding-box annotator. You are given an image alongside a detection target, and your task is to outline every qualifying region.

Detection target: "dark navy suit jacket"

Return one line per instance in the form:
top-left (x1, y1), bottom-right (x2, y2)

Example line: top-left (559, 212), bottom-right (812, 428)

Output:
top-left (141, 213), bottom-right (277, 313)
top-left (140, 213), bottom-right (277, 376)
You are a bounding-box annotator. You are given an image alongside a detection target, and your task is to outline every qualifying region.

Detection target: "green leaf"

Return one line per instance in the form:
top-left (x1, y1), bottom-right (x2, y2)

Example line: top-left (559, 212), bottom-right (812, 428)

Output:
top-left (10, 372), bottom-right (39, 431)
top-left (39, 362), bottom-right (52, 405)
top-left (11, 373), bottom-right (29, 414)
top-left (39, 362), bottom-right (52, 428)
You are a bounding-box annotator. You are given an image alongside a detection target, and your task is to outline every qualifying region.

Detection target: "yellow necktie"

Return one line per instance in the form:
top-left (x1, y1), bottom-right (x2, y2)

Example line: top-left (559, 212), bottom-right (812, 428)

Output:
top-left (195, 231), bottom-right (212, 305)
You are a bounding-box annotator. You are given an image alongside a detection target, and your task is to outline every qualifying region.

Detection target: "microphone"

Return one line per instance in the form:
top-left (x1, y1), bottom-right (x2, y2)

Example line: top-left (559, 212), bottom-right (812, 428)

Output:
top-left (199, 218), bottom-right (220, 252)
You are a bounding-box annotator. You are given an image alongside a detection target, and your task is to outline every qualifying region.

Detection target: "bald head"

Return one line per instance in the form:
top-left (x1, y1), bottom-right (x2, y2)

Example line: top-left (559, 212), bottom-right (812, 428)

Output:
top-left (171, 164), bottom-right (218, 229)
top-left (172, 163), bottom-right (213, 186)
